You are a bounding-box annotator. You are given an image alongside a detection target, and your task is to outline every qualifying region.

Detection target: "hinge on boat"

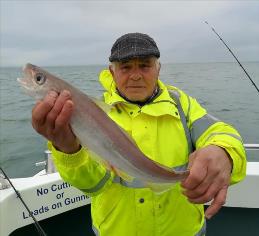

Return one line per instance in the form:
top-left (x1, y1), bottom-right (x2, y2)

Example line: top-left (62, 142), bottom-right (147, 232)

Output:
top-left (0, 173), bottom-right (11, 189)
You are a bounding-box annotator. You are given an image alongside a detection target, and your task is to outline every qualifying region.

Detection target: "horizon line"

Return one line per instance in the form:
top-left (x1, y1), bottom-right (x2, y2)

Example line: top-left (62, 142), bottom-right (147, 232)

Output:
top-left (1, 60), bottom-right (259, 69)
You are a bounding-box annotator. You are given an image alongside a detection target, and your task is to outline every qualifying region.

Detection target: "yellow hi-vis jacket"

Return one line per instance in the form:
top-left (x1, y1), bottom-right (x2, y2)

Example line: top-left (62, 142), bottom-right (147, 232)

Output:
top-left (50, 69), bottom-right (246, 236)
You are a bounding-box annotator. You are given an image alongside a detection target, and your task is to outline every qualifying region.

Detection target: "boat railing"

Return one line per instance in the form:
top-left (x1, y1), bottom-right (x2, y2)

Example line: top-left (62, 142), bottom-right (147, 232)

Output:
top-left (1, 143), bottom-right (258, 190)
top-left (244, 143), bottom-right (259, 150)
top-left (35, 150), bottom-right (57, 174)
top-left (35, 143), bottom-right (259, 174)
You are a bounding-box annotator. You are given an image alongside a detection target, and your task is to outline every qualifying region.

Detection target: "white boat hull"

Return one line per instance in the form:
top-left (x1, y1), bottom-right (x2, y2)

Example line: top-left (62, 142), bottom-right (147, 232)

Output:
top-left (0, 172), bottom-right (90, 236)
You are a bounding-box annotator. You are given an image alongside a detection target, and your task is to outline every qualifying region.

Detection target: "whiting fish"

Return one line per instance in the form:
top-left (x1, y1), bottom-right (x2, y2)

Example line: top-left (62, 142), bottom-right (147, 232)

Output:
top-left (18, 63), bottom-right (189, 191)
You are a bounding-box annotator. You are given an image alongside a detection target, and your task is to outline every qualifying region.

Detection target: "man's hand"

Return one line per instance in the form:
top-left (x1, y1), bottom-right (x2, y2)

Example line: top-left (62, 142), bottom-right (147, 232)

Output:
top-left (32, 90), bottom-right (80, 154)
top-left (181, 145), bottom-right (232, 219)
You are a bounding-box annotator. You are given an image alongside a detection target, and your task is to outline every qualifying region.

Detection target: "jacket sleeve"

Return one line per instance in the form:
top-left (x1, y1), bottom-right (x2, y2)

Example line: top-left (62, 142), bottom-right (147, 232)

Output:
top-left (179, 90), bottom-right (246, 185)
top-left (49, 142), bottom-right (115, 196)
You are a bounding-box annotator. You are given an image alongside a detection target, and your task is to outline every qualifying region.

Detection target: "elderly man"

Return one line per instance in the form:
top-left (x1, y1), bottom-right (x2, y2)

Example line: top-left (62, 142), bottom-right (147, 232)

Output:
top-left (32, 33), bottom-right (246, 236)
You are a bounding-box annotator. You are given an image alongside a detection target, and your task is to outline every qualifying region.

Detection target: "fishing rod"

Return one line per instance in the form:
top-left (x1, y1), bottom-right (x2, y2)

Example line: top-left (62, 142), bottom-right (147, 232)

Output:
top-left (0, 167), bottom-right (47, 236)
top-left (205, 21), bottom-right (259, 94)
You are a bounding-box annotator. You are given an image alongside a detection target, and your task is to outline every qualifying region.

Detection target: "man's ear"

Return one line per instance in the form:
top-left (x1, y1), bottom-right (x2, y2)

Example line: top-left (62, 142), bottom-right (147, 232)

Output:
top-left (109, 65), bottom-right (115, 78)
top-left (158, 62), bottom-right (161, 73)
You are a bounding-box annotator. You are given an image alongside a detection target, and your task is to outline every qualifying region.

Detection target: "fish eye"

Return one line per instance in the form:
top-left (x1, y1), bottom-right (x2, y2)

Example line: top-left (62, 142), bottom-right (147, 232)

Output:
top-left (35, 73), bottom-right (46, 85)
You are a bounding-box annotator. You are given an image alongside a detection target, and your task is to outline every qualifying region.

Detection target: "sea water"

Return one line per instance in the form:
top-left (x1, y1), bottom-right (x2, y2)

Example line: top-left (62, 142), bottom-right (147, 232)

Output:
top-left (0, 62), bottom-right (258, 177)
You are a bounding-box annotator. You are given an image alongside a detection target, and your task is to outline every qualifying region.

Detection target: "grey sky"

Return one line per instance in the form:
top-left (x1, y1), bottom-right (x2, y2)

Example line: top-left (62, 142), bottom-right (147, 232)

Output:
top-left (1, 0), bottom-right (258, 67)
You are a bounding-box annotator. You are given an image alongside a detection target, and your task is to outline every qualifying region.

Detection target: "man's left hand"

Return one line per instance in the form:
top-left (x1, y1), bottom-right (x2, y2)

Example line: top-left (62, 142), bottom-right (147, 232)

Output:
top-left (181, 145), bottom-right (232, 219)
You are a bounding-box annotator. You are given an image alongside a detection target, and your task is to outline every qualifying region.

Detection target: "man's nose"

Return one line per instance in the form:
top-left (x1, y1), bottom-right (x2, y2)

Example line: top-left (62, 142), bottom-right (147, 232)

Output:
top-left (129, 68), bottom-right (142, 80)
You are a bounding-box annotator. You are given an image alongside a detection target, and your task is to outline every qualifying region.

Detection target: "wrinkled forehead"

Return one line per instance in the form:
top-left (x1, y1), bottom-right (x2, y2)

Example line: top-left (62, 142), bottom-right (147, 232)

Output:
top-left (118, 56), bottom-right (157, 65)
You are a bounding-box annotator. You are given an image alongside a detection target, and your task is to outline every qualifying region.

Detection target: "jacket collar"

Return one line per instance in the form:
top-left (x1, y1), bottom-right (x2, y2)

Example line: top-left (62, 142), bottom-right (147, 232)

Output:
top-left (99, 69), bottom-right (179, 119)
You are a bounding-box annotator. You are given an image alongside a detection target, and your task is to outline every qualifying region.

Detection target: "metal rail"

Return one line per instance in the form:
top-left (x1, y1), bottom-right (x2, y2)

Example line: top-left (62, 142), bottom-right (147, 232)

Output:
top-left (244, 144), bottom-right (259, 150)
top-left (35, 144), bottom-right (259, 174)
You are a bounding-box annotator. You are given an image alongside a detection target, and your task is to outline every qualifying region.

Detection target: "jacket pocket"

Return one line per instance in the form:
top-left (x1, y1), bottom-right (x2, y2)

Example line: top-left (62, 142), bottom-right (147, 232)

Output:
top-left (91, 183), bottom-right (125, 229)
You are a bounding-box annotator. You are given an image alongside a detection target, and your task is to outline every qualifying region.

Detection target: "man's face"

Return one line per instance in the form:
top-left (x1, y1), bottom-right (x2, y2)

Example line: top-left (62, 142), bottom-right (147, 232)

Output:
top-left (109, 57), bottom-right (160, 102)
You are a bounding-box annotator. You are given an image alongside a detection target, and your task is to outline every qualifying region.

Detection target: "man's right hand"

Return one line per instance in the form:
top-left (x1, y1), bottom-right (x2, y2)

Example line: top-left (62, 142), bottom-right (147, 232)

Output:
top-left (32, 90), bottom-right (81, 154)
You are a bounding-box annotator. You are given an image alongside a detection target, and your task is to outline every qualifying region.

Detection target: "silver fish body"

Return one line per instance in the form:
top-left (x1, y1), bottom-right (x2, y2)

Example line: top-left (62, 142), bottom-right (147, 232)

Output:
top-left (18, 63), bottom-right (189, 186)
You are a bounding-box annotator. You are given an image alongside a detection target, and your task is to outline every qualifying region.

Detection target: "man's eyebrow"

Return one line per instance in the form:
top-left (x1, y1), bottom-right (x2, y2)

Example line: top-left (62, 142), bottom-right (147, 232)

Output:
top-left (139, 58), bottom-right (153, 63)
top-left (118, 58), bottom-right (153, 65)
top-left (120, 60), bottom-right (130, 65)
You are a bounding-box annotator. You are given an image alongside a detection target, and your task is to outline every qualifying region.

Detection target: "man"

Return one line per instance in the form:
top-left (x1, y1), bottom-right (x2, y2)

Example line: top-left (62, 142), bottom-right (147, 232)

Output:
top-left (32, 33), bottom-right (246, 235)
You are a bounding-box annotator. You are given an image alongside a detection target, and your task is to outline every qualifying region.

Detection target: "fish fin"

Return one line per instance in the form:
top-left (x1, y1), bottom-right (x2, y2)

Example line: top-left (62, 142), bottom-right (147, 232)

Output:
top-left (88, 149), bottom-right (133, 182)
top-left (149, 158), bottom-right (190, 176)
top-left (146, 182), bottom-right (175, 194)
top-left (113, 168), bottom-right (134, 182)
top-left (89, 97), bottom-right (137, 145)
top-left (89, 97), bottom-right (139, 148)
top-left (89, 96), bottom-right (113, 113)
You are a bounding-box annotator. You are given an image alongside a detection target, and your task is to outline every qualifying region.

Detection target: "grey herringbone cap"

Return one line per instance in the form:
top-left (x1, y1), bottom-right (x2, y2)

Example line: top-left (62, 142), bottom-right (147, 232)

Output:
top-left (109, 33), bottom-right (160, 62)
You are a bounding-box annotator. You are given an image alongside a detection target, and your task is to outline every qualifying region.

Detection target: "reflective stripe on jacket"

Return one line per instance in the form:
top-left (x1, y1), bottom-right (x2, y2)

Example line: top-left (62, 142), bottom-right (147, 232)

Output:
top-left (51, 69), bottom-right (246, 236)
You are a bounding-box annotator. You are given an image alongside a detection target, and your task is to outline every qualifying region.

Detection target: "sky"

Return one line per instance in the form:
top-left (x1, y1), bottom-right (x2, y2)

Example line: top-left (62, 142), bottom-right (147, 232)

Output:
top-left (0, 0), bottom-right (259, 67)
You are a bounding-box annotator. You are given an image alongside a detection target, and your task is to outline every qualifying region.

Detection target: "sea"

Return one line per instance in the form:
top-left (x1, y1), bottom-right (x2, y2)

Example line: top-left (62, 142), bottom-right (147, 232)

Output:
top-left (0, 62), bottom-right (258, 178)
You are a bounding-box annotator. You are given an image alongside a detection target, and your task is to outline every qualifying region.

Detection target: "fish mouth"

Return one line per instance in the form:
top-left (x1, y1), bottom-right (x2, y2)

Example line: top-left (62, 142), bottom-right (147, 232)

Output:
top-left (17, 77), bottom-right (28, 88)
top-left (17, 63), bottom-right (35, 90)
top-left (17, 77), bottom-right (34, 92)
top-left (17, 77), bottom-right (38, 98)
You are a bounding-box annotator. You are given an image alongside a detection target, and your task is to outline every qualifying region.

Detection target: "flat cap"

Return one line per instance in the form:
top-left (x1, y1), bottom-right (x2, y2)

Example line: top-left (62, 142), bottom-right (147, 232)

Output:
top-left (109, 33), bottom-right (160, 62)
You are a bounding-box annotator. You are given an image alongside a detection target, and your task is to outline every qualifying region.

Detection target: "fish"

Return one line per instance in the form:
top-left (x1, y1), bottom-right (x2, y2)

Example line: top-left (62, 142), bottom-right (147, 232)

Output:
top-left (17, 63), bottom-right (189, 191)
